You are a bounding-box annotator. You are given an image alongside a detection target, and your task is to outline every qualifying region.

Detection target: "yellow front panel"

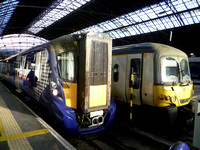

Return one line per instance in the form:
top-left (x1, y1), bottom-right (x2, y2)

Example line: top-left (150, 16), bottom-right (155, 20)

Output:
top-left (63, 82), bottom-right (77, 109)
top-left (89, 85), bottom-right (107, 107)
top-left (154, 84), bottom-right (193, 107)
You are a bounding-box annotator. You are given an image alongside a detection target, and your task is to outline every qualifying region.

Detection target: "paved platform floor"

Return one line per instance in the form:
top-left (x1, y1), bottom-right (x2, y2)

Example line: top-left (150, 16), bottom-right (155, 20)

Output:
top-left (0, 82), bottom-right (75, 150)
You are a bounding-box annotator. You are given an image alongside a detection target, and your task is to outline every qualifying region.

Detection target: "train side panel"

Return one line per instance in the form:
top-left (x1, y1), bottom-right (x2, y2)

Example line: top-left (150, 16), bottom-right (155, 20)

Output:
top-left (141, 53), bottom-right (154, 106)
top-left (112, 55), bottom-right (127, 103)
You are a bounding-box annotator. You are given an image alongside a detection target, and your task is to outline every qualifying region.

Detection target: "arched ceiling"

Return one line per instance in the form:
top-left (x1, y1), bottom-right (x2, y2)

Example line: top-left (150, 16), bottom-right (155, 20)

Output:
top-left (0, 0), bottom-right (200, 57)
top-left (0, 34), bottom-right (48, 58)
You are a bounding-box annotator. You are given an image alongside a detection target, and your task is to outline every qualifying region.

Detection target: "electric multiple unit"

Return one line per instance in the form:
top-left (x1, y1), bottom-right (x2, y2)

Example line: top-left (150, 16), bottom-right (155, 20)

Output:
top-left (0, 32), bottom-right (116, 136)
top-left (112, 43), bottom-right (193, 116)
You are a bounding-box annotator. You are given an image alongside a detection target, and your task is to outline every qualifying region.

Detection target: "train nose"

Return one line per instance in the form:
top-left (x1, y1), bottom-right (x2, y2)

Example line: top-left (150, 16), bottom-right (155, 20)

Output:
top-left (92, 116), bottom-right (104, 126)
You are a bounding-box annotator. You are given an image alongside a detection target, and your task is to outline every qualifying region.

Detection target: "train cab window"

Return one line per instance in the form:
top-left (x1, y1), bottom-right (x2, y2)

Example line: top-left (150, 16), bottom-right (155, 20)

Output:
top-left (113, 64), bottom-right (119, 82)
top-left (161, 57), bottom-right (179, 83)
top-left (130, 59), bottom-right (140, 89)
top-left (180, 59), bottom-right (191, 82)
top-left (57, 51), bottom-right (77, 82)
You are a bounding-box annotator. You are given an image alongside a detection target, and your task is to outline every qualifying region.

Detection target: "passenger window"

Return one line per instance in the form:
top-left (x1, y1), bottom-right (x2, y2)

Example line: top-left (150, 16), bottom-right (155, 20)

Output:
top-left (9, 59), bottom-right (15, 75)
top-left (21, 55), bottom-right (26, 69)
top-left (35, 51), bottom-right (42, 81)
top-left (130, 59), bottom-right (140, 89)
top-left (113, 64), bottom-right (119, 82)
top-left (26, 53), bottom-right (35, 69)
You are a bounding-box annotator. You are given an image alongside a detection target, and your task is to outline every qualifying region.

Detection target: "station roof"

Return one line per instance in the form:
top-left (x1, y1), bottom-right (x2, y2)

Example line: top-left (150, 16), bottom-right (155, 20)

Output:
top-left (0, 0), bottom-right (200, 57)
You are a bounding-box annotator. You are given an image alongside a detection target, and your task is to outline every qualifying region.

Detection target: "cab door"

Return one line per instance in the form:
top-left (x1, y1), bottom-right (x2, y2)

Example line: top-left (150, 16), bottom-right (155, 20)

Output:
top-left (112, 55), bottom-right (127, 102)
top-left (125, 54), bottom-right (142, 105)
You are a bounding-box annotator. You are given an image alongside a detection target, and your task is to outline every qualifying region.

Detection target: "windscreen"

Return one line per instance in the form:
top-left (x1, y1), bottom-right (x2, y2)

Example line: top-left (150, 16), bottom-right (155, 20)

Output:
top-left (161, 57), bottom-right (191, 84)
top-left (57, 51), bottom-right (77, 82)
top-left (180, 59), bottom-right (191, 82)
top-left (161, 57), bottom-right (179, 83)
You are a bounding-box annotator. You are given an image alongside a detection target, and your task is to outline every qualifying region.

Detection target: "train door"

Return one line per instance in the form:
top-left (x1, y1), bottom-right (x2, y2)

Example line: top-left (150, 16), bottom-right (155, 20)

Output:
top-left (15, 56), bottom-right (21, 90)
top-left (112, 56), bottom-right (127, 102)
top-left (141, 53), bottom-right (154, 106)
top-left (24, 52), bottom-right (35, 93)
top-left (125, 54), bottom-right (142, 105)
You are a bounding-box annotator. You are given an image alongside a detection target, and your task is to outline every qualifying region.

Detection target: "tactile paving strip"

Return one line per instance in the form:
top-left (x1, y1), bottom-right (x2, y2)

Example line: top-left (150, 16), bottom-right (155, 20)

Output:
top-left (0, 95), bottom-right (33, 150)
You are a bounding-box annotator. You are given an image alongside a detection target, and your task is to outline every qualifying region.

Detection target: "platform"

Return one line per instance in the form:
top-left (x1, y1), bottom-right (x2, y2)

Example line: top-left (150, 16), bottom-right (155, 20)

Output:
top-left (0, 82), bottom-right (75, 150)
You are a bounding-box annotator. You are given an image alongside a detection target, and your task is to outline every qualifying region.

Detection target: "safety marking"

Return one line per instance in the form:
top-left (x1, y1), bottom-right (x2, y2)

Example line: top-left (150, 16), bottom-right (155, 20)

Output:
top-left (0, 119), bottom-right (5, 137)
top-left (0, 128), bottom-right (49, 142)
top-left (0, 82), bottom-right (76, 150)
top-left (0, 95), bottom-right (33, 150)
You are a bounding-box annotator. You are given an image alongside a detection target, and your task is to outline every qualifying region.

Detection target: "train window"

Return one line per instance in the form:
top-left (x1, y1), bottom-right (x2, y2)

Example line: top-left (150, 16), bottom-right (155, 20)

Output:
top-left (35, 52), bottom-right (42, 81)
top-left (113, 64), bottom-right (119, 82)
top-left (21, 55), bottom-right (26, 69)
top-left (25, 53), bottom-right (35, 69)
top-left (180, 59), bottom-right (191, 82)
top-left (161, 57), bottom-right (179, 83)
top-left (9, 59), bottom-right (15, 75)
top-left (15, 56), bottom-right (21, 68)
top-left (57, 51), bottom-right (76, 82)
top-left (130, 59), bottom-right (140, 89)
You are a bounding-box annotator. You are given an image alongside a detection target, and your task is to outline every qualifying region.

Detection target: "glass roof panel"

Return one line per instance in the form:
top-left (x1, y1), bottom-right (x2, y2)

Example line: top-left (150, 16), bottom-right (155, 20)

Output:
top-left (145, 7), bottom-right (158, 19)
top-left (127, 26), bottom-right (138, 36)
top-left (184, 0), bottom-right (199, 9)
top-left (192, 10), bottom-right (200, 23)
top-left (0, 0), bottom-right (19, 35)
top-left (153, 19), bottom-right (165, 30)
top-left (75, 0), bottom-right (200, 39)
top-left (27, 0), bottom-right (91, 34)
top-left (180, 13), bottom-right (190, 25)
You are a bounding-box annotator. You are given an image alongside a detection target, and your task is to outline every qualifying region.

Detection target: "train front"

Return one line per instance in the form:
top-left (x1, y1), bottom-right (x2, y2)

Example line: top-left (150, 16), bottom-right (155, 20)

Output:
top-left (154, 52), bottom-right (193, 108)
top-left (51, 32), bottom-right (116, 136)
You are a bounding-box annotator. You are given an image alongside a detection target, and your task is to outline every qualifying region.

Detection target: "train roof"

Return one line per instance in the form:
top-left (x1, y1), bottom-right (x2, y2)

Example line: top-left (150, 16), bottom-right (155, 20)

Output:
top-left (4, 33), bottom-right (77, 61)
top-left (4, 32), bottom-right (110, 61)
top-left (112, 42), bottom-right (187, 58)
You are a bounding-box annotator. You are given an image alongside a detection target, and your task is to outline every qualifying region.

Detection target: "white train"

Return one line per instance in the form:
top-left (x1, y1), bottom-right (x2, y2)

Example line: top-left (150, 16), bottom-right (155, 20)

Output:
top-left (111, 43), bottom-right (193, 118)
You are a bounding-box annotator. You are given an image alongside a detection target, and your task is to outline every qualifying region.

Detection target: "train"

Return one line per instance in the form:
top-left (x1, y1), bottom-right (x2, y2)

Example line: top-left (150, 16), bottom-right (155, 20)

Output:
top-left (189, 57), bottom-right (200, 84)
top-left (111, 43), bottom-right (193, 121)
top-left (0, 32), bottom-right (116, 136)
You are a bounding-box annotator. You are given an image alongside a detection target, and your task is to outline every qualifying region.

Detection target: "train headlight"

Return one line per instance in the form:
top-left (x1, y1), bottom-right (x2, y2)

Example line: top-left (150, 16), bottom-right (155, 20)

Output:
top-left (52, 89), bottom-right (59, 96)
top-left (50, 76), bottom-right (62, 100)
top-left (171, 96), bottom-right (176, 102)
top-left (166, 96), bottom-right (170, 101)
top-left (161, 95), bottom-right (170, 101)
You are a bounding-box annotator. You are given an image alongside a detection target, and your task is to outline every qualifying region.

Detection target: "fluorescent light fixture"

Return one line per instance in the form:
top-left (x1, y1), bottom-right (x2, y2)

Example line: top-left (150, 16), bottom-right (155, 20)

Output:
top-left (0, 0), bottom-right (19, 35)
top-left (75, 0), bottom-right (200, 39)
top-left (27, 0), bottom-right (91, 34)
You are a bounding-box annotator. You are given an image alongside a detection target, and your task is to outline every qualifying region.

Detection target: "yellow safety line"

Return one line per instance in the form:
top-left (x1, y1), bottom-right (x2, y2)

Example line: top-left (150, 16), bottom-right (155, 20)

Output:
top-left (0, 120), bottom-right (5, 137)
top-left (0, 128), bottom-right (49, 142)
